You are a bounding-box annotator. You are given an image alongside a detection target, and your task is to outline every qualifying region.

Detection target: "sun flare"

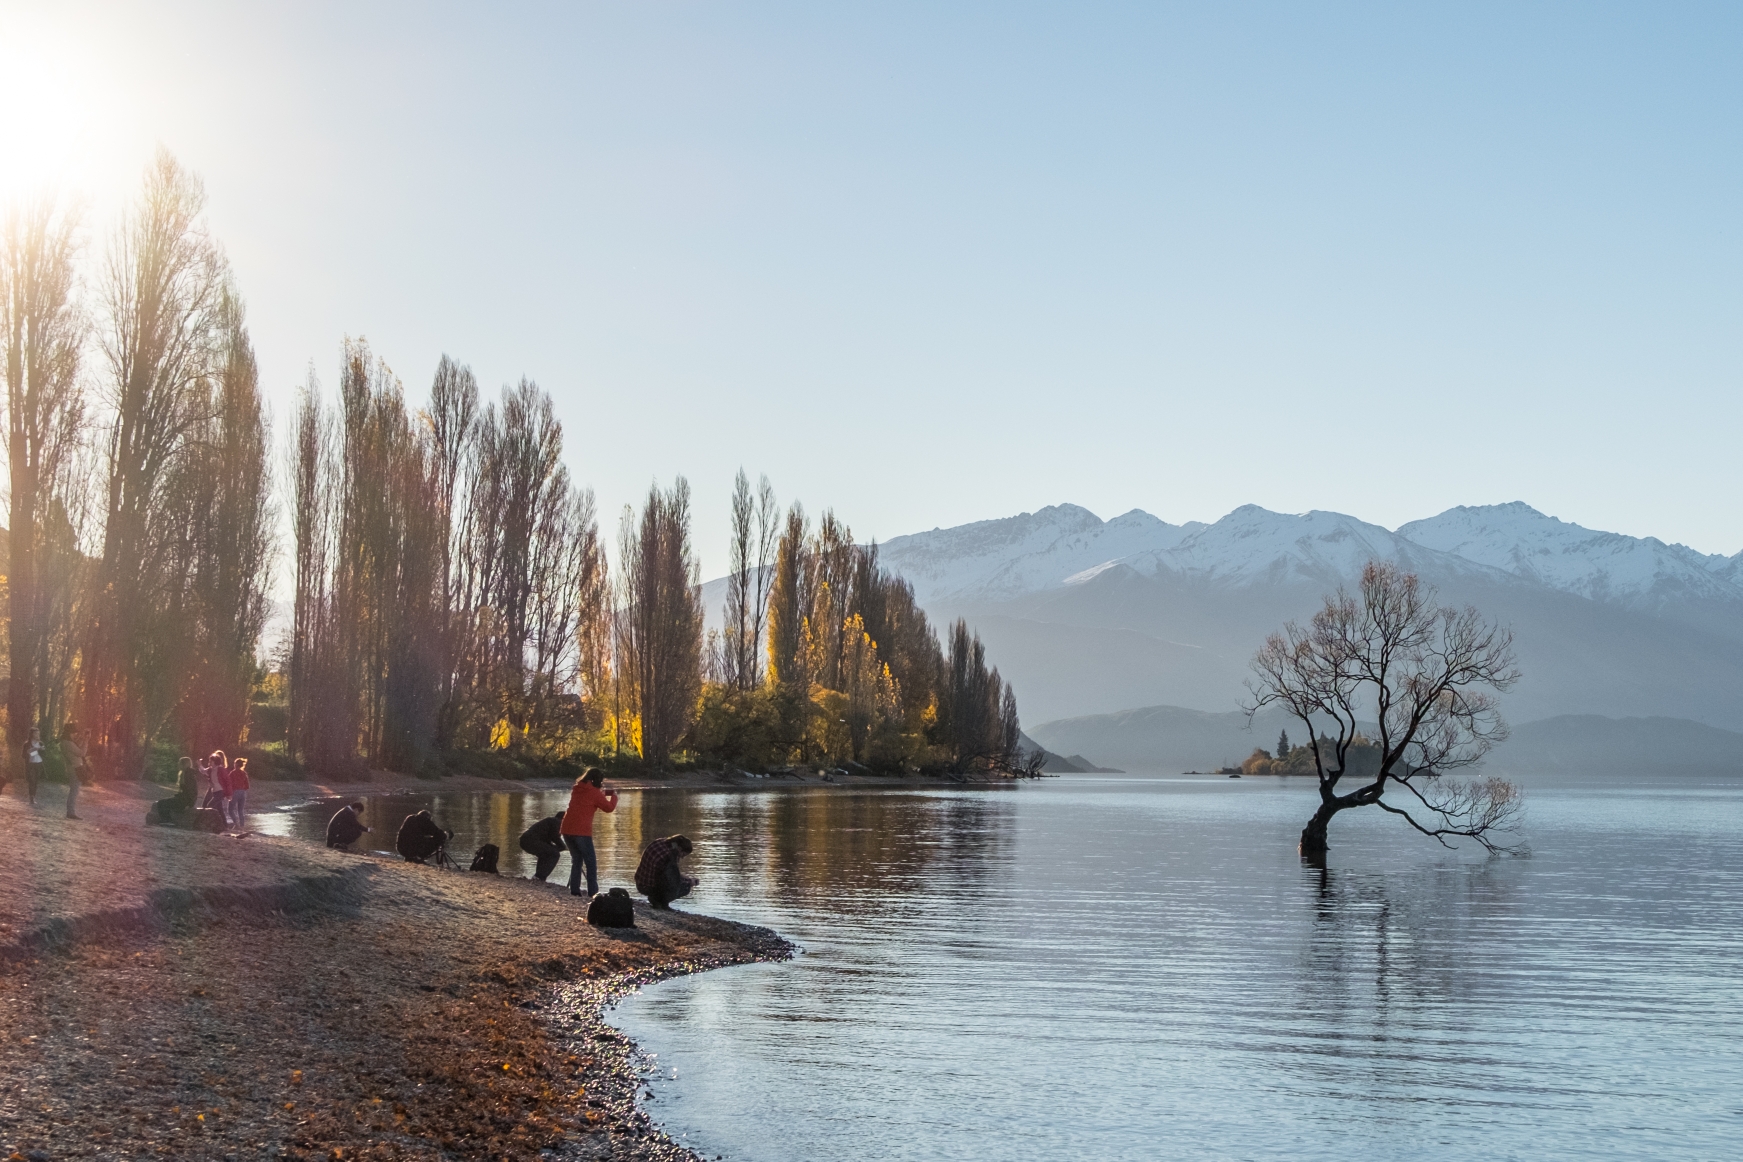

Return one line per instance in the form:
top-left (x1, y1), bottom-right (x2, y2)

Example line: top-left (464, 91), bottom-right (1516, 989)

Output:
top-left (0, 20), bottom-right (127, 203)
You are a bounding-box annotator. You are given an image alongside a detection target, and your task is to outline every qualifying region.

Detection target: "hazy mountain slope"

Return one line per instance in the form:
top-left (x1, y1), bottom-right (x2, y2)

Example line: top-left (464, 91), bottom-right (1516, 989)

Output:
top-left (1484, 715), bottom-right (1743, 777)
top-left (958, 560), bottom-right (1743, 729)
top-left (1031, 705), bottom-right (1743, 779)
top-left (1028, 704), bottom-right (1302, 773)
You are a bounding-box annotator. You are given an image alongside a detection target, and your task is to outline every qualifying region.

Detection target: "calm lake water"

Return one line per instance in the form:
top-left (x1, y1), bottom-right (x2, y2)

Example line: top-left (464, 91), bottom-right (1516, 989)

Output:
top-left (264, 775), bottom-right (1743, 1160)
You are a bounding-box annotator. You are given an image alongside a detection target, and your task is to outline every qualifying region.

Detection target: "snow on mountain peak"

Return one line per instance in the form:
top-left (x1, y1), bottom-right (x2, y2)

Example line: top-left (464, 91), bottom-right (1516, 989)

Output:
top-left (870, 499), bottom-right (1743, 613)
top-left (1397, 503), bottom-right (1740, 609)
top-left (1156, 505), bottom-right (1502, 589)
top-left (878, 505), bottom-right (1192, 603)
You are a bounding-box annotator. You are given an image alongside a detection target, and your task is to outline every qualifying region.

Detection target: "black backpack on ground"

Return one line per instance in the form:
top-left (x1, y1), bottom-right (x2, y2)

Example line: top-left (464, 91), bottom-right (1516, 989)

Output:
top-left (586, 887), bottom-right (635, 928)
top-left (469, 843), bottom-right (500, 873)
top-left (192, 807), bottom-right (226, 833)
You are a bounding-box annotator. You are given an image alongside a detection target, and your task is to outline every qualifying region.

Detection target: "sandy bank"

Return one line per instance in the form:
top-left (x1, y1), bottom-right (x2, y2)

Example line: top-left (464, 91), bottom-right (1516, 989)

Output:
top-left (0, 786), bottom-right (790, 1161)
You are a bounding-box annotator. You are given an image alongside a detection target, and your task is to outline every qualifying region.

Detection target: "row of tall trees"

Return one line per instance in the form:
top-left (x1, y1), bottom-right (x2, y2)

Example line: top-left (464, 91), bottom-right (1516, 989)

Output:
top-left (2, 151), bottom-right (1026, 779)
top-left (1, 150), bottom-right (272, 778)
top-left (289, 347), bottom-right (609, 773)
top-left (699, 495), bottom-right (1024, 773)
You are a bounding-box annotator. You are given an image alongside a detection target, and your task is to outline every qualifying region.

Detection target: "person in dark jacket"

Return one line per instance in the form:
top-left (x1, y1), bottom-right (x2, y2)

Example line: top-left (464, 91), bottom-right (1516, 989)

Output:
top-left (326, 801), bottom-right (371, 850)
top-left (634, 834), bottom-right (698, 909)
top-left (147, 757), bottom-right (201, 826)
top-left (397, 809), bottom-right (452, 864)
top-left (518, 810), bottom-right (566, 882)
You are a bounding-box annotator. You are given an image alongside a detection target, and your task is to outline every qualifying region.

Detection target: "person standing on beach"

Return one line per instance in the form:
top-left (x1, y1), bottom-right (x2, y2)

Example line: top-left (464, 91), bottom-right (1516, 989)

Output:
top-left (23, 727), bottom-right (44, 806)
top-left (228, 757), bottom-right (251, 828)
top-left (59, 725), bottom-right (87, 819)
top-left (210, 750), bottom-right (234, 821)
top-left (518, 810), bottom-right (567, 882)
top-left (560, 769), bottom-right (617, 897)
top-left (197, 756), bottom-right (222, 811)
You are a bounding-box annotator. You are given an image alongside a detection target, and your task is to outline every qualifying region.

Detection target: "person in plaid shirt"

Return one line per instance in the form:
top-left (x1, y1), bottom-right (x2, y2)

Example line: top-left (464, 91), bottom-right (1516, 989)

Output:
top-left (634, 834), bottom-right (698, 909)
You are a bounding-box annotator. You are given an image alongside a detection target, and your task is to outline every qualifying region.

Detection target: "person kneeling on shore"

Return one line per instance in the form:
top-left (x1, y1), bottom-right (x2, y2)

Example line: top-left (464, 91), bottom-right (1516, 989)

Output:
top-left (518, 810), bottom-right (566, 882)
top-left (147, 757), bottom-right (201, 826)
top-left (397, 809), bottom-right (453, 864)
top-left (634, 835), bottom-right (698, 910)
top-left (326, 801), bottom-right (371, 850)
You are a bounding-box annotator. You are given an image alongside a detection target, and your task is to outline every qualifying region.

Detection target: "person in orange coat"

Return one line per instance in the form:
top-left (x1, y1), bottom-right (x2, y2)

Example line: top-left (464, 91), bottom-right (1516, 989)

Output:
top-left (559, 768), bottom-right (617, 897)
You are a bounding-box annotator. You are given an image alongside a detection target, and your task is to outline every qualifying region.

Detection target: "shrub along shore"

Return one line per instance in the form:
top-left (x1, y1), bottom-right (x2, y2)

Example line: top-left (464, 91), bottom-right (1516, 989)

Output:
top-left (0, 783), bottom-right (791, 1161)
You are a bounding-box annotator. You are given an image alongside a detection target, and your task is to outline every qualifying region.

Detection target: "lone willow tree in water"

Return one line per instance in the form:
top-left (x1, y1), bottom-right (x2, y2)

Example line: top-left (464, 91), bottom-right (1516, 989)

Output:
top-left (1246, 562), bottom-right (1524, 863)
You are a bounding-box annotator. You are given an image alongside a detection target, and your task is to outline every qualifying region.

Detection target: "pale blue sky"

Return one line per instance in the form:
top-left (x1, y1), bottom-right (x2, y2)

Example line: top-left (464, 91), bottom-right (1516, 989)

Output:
top-left (4, 1), bottom-right (1740, 570)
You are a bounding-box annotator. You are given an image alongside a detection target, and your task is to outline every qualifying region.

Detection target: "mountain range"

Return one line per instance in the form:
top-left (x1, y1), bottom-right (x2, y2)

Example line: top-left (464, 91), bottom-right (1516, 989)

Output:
top-left (873, 502), bottom-right (1743, 737)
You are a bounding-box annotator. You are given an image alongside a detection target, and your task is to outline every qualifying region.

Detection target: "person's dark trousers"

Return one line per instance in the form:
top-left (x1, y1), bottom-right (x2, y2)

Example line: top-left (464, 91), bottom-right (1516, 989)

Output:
top-left (521, 839), bottom-right (562, 882)
top-left (25, 765), bottom-right (40, 804)
top-left (649, 860), bottom-right (692, 909)
top-left (564, 835), bottom-right (597, 895)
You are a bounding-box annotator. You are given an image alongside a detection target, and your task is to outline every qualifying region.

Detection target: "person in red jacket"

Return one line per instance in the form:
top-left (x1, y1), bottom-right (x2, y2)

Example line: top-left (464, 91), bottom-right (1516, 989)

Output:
top-left (559, 768), bottom-right (617, 897)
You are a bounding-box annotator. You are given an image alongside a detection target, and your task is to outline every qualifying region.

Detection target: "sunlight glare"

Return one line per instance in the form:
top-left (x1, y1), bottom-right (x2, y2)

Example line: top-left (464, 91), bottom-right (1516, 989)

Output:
top-left (0, 19), bottom-right (130, 203)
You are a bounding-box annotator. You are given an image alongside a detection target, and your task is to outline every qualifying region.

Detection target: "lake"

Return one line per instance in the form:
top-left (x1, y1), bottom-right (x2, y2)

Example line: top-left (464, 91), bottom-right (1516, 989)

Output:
top-left (263, 774), bottom-right (1743, 1160)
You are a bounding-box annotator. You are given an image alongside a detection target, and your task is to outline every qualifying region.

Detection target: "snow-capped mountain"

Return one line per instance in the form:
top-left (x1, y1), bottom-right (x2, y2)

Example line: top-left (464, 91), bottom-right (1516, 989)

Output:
top-left (880, 502), bottom-right (1514, 605)
top-left (877, 504), bottom-right (1203, 604)
top-left (1398, 502), bottom-right (1743, 612)
top-left (880, 499), bottom-right (1743, 614)
top-left (1150, 504), bottom-right (1511, 588)
top-left (866, 500), bottom-right (1743, 728)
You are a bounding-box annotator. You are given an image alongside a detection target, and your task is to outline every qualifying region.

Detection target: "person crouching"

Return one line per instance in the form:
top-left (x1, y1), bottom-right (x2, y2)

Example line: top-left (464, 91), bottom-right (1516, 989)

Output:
top-left (326, 801), bottom-right (371, 850)
top-left (518, 810), bottom-right (566, 882)
top-left (634, 835), bottom-right (698, 910)
top-left (396, 809), bottom-right (452, 864)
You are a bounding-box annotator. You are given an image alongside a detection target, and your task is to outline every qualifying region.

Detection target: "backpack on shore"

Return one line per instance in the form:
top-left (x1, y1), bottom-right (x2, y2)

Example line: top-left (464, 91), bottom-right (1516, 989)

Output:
top-left (469, 843), bottom-right (500, 874)
top-left (586, 887), bottom-right (635, 928)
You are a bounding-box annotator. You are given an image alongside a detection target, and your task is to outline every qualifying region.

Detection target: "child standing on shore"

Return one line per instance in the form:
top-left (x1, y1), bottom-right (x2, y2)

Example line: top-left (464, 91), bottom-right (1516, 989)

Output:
top-left (560, 769), bottom-right (618, 897)
top-left (23, 727), bottom-right (44, 806)
top-left (228, 757), bottom-right (251, 828)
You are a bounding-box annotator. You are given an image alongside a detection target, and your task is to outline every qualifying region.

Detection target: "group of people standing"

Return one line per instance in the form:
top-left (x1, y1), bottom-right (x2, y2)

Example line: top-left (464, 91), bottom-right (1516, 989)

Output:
top-left (4, 724), bottom-right (90, 818)
top-left (180, 751), bottom-right (252, 829)
top-left (324, 767), bottom-right (700, 909)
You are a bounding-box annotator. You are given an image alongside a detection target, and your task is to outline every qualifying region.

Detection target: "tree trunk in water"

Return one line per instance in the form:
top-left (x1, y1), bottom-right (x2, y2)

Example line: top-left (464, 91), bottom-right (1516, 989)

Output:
top-left (1299, 801), bottom-right (1338, 865)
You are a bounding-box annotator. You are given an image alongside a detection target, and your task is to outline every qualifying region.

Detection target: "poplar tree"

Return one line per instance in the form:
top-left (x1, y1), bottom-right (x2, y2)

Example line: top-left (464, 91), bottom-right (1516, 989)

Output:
top-left (1, 194), bottom-right (85, 758)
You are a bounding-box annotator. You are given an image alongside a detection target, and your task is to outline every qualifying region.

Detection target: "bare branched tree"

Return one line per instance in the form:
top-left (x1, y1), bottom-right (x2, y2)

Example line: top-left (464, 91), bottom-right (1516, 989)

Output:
top-left (617, 478), bottom-right (703, 766)
top-left (1246, 561), bottom-right (1523, 863)
top-left (288, 372), bottom-right (340, 767)
top-left (1, 193), bottom-right (86, 758)
top-left (85, 150), bottom-right (227, 775)
top-left (724, 469), bottom-right (755, 689)
top-left (943, 618), bottom-right (1020, 773)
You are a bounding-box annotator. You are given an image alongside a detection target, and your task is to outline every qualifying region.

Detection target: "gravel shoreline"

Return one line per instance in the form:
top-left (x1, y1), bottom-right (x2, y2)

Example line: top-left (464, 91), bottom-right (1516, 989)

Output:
top-left (0, 783), bottom-right (793, 1161)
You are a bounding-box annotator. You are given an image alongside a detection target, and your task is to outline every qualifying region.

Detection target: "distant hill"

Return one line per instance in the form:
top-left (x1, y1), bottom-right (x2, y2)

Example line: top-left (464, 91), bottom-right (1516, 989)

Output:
top-left (1030, 704), bottom-right (1743, 778)
top-left (1487, 715), bottom-right (1743, 777)
top-left (1029, 704), bottom-right (1300, 774)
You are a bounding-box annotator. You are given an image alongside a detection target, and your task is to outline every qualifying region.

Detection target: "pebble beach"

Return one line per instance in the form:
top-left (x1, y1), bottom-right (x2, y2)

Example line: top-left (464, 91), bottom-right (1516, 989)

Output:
top-left (0, 781), bottom-right (791, 1161)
